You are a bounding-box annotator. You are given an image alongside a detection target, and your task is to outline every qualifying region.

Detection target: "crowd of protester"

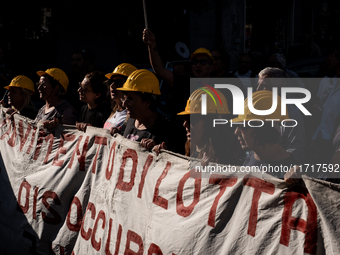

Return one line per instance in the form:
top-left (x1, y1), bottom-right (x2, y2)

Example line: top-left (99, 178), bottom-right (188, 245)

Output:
top-left (1, 28), bottom-right (340, 184)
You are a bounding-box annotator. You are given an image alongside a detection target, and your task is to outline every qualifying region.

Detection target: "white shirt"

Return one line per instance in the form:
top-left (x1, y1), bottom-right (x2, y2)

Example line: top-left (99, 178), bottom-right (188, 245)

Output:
top-left (103, 109), bottom-right (128, 130)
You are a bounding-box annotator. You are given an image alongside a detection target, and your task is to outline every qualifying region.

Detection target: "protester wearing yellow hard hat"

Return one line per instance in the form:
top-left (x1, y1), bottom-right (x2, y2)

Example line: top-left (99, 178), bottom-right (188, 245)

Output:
top-left (116, 69), bottom-right (169, 151)
top-left (35, 68), bottom-right (77, 125)
top-left (176, 87), bottom-right (236, 165)
top-left (1, 75), bottom-right (38, 119)
top-left (104, 63), bottom-right (138, 134)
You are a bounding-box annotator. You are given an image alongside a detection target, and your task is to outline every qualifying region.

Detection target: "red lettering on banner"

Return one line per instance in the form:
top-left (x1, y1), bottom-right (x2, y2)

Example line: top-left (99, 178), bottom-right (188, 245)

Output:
top-left (105, 219), bottom-right (122, 255)
top-left (153, 161), bottom-right (171, 209)
top-left (68, 135), bottom-right (89, 171)
top-left (148, 243), bottom-right (163, 255)
top-left (243, 175), bottom-right (275, 237)
top-left (33, 186), bottom-right (38, 220)
top-left (208, 175), bottom-right (238, 227)
top-left (92, 136), bottom-right (108, 174)
top-left (280, 186), bottom-right (317, 254)
top-left (106, 141), bottom-right (117, 180)
top-left (91, 210), bottom-right (106, 251)
top-left (43, 133), bottom-right (54, 164)
top-left (137, 155), bottom-right (154, 198)
top-left (0, 118), bottom-right (12, 140)
top-left (66, 196), bottom-right (83, 232)
top-left (26, 126), bottom-right (37, 155)
top-left (52, 133), bottom-right (76, 166)
top-left (176, 171), bottom-right (201, 217)
top-left (19, 121), bottom-right (32, 152)
top-left (33, 131), bottom-right (54, 162)
top-left (81, 202), bottom-right (96, 240)
top-left (33, 130), bottom-right (45, 160)
top-left (17, 180), bottom-right (31, 214)
top-left (116, 149), bottom-right (138, 192)
top-left (125, 230), bottom-right (143, 255)
top-left (7, 118), bottom-right (17, 147)
top-left (0, 116), bottom-right (10, 128)
top-left (42, 191), bottom-right (61, 225)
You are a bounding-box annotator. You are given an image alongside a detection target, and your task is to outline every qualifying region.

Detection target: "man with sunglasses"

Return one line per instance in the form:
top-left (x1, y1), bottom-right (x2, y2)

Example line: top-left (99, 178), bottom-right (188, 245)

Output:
top-left (189, 48), bottom-right (215, 77)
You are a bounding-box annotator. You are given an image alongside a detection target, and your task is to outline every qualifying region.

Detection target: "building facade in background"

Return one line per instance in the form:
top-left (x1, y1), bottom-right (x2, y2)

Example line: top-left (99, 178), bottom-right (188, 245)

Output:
top-left (0, 0), bottom-right (339, 78)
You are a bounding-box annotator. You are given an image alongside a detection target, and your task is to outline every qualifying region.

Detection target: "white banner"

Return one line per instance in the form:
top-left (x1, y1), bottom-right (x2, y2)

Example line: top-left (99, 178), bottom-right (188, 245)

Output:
top-left (0, 107), bottom-right (339, 255)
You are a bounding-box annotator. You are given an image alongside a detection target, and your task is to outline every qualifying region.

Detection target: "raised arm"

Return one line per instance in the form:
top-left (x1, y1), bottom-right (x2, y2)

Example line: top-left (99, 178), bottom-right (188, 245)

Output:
top-left (142, 28), bottom-right (174, 87)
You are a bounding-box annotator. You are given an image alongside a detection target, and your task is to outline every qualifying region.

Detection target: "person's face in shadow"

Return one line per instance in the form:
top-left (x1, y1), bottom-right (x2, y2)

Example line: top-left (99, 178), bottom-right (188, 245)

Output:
top-left (8, 87), bottom-right (26, 110)
top-left (37, 76), bottom-right (55, 101)
top-left (109, 75), bottom-right (126, 103)
top-left (184, 115), bottom-right (205, 143)
top-left (78, 77), bottom-right (100, 105)
top-left (121, 91), bottom-right (149, 120)
top-left (71, 53), bottom-right (85, 73)
top-left (191, 54), bottom-right (214, 77)
top-left (235, 126), bottom-right (256, 150)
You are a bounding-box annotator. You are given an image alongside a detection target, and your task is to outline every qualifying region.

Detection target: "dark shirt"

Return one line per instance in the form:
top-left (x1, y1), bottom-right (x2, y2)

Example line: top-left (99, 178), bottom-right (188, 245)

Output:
top-left (35, 100), bottom-right (78, 125)
top-left (122, 116), bottom-right (170, 146)
top-left (161, 73), bottom-right (190, 117)
top-left (20, 103), bottom-right (38, 120)
top-left (79, 104), bottom-right (110, 128)
top-left (244, 150), bottom-right (298, 179)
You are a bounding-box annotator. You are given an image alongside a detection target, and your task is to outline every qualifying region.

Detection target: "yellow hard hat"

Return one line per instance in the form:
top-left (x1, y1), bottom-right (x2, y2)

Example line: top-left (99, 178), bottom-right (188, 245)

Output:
top-left (177, 87), bottom-right (230, 115)
top-left (105, 63), bottom-right (137, 79)
top-left (117, 69), bottom-right (161, 95)
top-left (4, 75), bottom-right (35, 94)
top-left (231, 90), bottom-right (289, 123)
top-left (36, 68), bottom-right (69, 93)
top-left (190, 47), bottom-right (215, 65)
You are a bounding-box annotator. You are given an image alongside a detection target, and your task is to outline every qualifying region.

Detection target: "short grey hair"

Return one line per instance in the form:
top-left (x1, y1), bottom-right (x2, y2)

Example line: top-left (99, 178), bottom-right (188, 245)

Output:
top-left (258, 67), bottom-right (287, 78)
top-left (258, 67), bottom-right (287, 94)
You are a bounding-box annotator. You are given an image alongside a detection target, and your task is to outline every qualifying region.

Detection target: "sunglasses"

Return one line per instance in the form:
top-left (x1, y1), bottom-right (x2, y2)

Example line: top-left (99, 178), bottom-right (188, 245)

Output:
top-left (191, 59), bottom-right (210, 66)
top-left (108, 78), bottom-right (125, 87)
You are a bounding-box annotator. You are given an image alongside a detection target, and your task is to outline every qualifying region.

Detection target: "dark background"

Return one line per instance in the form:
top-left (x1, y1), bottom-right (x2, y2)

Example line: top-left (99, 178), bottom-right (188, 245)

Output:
top-left (0, 0), bottom-right (339, 82)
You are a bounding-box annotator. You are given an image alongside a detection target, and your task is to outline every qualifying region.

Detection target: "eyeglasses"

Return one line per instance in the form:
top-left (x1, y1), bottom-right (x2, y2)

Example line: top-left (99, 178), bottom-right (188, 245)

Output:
top-left (78, 83), bottom-right (92, 93)
top-left (108, 78), bottom-right (125, 88)
top-left (191, 59), bottom-right (210, 66)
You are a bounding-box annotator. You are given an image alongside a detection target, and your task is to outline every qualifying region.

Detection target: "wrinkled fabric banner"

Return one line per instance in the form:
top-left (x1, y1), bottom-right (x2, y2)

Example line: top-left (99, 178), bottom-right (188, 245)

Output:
top-left (0, 107), bottom-right (339, 255)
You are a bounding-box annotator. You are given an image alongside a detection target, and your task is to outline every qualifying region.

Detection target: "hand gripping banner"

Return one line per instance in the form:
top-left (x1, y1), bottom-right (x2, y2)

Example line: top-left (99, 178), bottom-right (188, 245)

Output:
top-left (0, 107), bottom-right (339, 254)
